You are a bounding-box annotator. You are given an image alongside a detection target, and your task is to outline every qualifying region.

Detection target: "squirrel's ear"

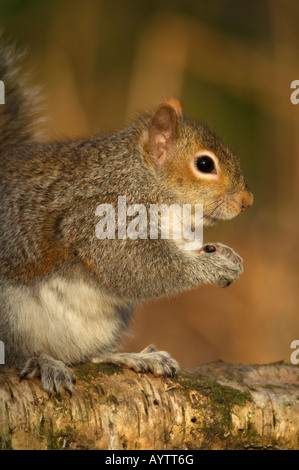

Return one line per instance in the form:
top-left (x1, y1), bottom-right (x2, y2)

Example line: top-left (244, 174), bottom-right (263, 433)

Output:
top-left (162, 97), bottom-right (184, 117)
top-left (148, 99), bottom-right (182, 165)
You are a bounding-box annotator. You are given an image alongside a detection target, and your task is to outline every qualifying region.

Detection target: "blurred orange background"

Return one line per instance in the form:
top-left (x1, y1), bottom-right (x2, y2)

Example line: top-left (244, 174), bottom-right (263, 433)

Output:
top-left (1, 0), bottom-right (298, 366)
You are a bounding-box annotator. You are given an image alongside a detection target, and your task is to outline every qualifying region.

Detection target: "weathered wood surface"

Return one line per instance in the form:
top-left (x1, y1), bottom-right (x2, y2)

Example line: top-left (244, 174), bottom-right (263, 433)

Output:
top-left (0, 361), bottom-right (298, 450)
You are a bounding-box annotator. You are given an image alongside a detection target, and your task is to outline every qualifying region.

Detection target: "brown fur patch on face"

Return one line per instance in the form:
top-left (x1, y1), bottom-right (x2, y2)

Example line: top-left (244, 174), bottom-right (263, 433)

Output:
top-left (154, 116), bottom-right (250, 220)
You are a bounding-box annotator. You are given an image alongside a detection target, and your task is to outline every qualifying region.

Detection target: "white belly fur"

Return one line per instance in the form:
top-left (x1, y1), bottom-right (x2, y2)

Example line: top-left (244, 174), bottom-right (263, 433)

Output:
top-left (3, 277), bottom-right (132, 364)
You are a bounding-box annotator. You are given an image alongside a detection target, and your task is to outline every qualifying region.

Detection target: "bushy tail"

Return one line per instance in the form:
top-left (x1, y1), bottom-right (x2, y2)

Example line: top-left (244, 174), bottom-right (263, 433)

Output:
top-left (0, 40), bottom-right (43, 151)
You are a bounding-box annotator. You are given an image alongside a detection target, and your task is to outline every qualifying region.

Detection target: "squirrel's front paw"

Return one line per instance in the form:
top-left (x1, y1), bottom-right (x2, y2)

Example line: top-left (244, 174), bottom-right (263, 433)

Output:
top-left (199, 242), bottom-right (243, 288)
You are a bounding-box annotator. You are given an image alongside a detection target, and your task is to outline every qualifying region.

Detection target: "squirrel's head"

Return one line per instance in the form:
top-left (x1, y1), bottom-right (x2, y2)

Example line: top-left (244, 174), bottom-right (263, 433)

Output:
top-left (145, 98), bottom-right (253, 226)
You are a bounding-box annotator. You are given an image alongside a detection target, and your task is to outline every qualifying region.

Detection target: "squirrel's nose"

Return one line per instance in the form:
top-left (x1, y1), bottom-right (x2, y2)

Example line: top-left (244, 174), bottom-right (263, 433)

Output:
top-left (241, 191), bottom-right (254, 212)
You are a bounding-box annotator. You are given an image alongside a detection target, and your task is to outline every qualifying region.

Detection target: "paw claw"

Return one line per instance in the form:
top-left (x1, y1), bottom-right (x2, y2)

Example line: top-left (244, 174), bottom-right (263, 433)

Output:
top-left (222, 280), bottom-right (232, 288)
top-left (203, 244), bottom-right (216, 253)
top-left (20, 355), bottom-right (75, 397)
top-left (201, 242), bottom-right (243, 287)
top-left (93, 347), bottom-right (179, 378)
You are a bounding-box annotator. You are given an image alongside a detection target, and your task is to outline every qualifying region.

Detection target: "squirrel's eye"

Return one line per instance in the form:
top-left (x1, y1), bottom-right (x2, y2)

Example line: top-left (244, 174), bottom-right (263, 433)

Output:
top-left (195, 156), bottom-right (215, 174)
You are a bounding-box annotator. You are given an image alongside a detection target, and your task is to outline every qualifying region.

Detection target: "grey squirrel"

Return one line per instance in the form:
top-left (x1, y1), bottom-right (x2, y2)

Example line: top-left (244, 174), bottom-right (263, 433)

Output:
top-left (0, 44), bottom-right (253, 396)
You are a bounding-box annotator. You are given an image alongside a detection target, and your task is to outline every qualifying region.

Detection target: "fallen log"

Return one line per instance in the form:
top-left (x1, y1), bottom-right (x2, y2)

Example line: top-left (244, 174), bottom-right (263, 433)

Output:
top-left (0, 360), bottom-right (298, 450)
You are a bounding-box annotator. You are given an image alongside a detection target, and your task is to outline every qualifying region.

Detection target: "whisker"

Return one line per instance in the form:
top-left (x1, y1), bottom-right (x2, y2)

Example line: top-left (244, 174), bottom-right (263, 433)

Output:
top-left (203, 201), bottom-right (224, 219)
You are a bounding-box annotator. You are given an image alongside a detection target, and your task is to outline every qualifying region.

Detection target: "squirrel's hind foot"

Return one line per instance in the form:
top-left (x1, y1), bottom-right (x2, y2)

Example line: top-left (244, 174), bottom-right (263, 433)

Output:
top-left (20, 354), bottom-right (76, 398)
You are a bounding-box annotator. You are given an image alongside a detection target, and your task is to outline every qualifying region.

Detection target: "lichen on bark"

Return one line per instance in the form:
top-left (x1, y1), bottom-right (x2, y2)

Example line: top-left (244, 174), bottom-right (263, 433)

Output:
top-left (0, 361), bottom-right (298, 450)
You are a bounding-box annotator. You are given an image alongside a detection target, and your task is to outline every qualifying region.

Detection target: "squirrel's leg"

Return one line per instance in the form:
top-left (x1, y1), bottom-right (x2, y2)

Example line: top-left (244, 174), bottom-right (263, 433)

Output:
top-left (20, 354), bottom-right (76, 397)
top-left (91, 344), bottom-right (179, 377)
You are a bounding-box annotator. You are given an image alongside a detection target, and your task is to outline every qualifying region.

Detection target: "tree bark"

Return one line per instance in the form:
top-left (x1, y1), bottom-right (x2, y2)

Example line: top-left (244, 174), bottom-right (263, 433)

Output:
top-left (0, 361), bottom-right (298, 450)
